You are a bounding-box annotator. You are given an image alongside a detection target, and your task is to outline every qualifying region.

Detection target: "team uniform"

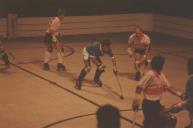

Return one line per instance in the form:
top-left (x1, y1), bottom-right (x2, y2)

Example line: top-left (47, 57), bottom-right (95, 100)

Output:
top-left (128, 33), bottom-right (151, 81)
top-left (75, 41), bottom-right (117, 90)
top-left (135, 70), bottom-right (177, 128)
top-left (43, 17), bottom-right (65, 71)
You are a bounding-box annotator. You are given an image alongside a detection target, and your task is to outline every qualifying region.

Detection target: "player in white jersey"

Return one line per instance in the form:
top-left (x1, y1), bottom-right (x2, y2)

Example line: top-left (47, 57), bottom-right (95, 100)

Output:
top-left (43, 9), bottom-right (65, 72)
top-left (128, 26), bottom-right (151, 81)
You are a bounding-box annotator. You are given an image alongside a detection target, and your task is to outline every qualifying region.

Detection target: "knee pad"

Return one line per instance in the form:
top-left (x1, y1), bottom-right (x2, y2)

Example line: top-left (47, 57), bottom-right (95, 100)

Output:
top-left (98, 64), bottom-right (106, 71)
top-left (84, 66), bottom-right (91, 73)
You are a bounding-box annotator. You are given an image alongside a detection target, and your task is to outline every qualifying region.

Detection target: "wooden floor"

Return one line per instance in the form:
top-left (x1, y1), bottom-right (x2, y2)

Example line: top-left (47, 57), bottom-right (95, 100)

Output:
top-left (0, 33), bottom-right (193, 128)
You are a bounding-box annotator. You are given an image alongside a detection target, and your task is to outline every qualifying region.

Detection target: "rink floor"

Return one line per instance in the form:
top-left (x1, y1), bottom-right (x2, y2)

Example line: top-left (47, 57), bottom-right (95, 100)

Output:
top-left (0, 33), bottom-right (193, 128)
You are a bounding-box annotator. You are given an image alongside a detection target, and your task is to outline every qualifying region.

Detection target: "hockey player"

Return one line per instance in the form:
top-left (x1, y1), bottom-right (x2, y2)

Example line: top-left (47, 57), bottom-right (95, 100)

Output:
top-left (184, 58), bottom-right (193, 128)
top-left (43, 9), bottom-right (65, 72)
top-left (128, 26), bottom-right (151, 81)
top-left (75, 39), bottom-right (117, 90)
top-left (96, 104), bottom-right (120, 128)
top-left (0, 40), bottom-right (10, 68)
top-left (132, 55), bottom-right (184, 128)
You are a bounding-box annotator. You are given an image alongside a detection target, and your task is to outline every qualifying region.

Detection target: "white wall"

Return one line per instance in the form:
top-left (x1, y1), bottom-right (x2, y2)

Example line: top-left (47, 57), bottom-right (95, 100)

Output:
top-left (153, 15), bottom-right (193, 39)
top-left (1, 13), bottom-right (193, 39)
top-left (0, 18), bottom-right (7, 38)
top-left (15, 13), bottom-right (153, 37)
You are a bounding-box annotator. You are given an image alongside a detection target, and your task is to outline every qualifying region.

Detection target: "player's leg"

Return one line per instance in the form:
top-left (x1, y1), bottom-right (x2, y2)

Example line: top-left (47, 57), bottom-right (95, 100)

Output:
top-left (75, 48), bottom-right (91, 90)
top-left (43, 33), bottom-right (53, 70)
top-left (92, 57), bottom-right (105, 87)
top-left (75, 60), bottom-right (91, 90)
top-left (56, 48), bottom-right (66, 72)
top-left (134, 49), bottom-right (147, 81)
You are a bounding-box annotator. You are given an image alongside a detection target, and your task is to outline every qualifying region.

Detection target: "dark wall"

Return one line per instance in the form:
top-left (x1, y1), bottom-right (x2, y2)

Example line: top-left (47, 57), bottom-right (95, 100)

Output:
top-left (1, 0), bottom-right (193, 18)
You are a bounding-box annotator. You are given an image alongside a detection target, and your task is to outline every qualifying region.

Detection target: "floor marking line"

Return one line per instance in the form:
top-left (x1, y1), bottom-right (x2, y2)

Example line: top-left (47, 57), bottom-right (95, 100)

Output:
top-left (11, 63), bottom-right (143, 128)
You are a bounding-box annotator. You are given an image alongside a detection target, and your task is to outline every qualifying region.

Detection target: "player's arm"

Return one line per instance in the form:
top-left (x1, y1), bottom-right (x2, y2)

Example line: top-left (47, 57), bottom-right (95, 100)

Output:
top-left (128, 35), bottom-right (134, 57)
top-left (144, 35), bottom-right (151, 58)
top-left (163, 75), bottom-right (184, 99)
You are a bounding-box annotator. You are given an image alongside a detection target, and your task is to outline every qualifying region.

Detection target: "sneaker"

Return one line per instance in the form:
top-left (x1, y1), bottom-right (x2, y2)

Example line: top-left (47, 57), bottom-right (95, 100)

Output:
top-left (43, 63), bottom-right (50, 70)
top-left (57, 63), bottom-right (66, 72)
top-left (75, 80), bottom-right (81, 90)
top-left (94, 80), bottom-right (103, 87)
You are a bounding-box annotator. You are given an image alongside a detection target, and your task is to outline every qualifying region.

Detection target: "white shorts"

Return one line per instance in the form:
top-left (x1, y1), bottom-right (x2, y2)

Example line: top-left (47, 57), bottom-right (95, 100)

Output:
top-left (83, 48), bottom-right (89, 60)
top-left (83, 48), bottom-right (95, 60)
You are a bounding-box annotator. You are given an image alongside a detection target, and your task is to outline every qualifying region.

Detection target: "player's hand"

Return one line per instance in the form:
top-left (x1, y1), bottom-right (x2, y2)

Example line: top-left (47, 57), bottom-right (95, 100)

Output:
top-left (179, 93), bottom-right (186, 100)
top-left (176, 91), bottom-right (185, 100)
top-left (132, 99), bottom-right (140, 112)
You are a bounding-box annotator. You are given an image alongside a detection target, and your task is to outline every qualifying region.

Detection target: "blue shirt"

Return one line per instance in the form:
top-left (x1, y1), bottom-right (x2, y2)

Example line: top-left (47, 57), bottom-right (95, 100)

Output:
top-left (86, 42), bottom-right (113, 57)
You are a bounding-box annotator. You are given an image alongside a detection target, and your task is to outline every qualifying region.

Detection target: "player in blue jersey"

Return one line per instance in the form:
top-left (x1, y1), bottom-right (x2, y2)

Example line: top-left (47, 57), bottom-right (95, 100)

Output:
top-left (75, 39), bottom-right (117, 90)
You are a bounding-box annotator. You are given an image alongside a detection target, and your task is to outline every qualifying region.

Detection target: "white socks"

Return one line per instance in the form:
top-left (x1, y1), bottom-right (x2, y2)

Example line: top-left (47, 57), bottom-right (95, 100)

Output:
top-left (44, 51), bottom-right (51, 63)
top-left (57, 51), bottom-right (63, 64)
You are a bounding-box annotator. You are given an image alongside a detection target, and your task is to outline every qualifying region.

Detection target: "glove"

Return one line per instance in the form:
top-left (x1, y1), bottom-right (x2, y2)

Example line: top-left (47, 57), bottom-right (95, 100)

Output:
top-left (132, 99), bottom-right (140, 112)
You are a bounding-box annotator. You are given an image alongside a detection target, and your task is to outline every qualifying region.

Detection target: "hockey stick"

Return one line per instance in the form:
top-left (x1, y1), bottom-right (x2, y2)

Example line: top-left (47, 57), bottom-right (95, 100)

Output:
top-left (113, 72), bottom-right (124, 100)
top-left (131, 111), bottom-right (138, 128)
top-left (7, 51), bottom-right (16, 62)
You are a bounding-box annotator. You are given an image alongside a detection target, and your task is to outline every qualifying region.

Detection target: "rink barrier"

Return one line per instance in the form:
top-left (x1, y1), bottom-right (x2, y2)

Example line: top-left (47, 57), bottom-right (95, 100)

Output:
top-left (0, 18), bottom-right (7, 38)
top-left (153, 15), bottom-right (193, 39)
top-left (1, 14), bottom-right (193, 39)
top-left (15, 13), bottom-right (152, 37)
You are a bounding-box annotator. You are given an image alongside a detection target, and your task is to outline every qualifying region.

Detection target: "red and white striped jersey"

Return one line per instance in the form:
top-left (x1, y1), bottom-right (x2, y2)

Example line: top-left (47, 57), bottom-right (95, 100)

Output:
top-left (128, 33), bottom-right (150, 49)
top-left (137, 70), bottom-right (170, 101)
top-left (46, 17), bottom-right (61, 37)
